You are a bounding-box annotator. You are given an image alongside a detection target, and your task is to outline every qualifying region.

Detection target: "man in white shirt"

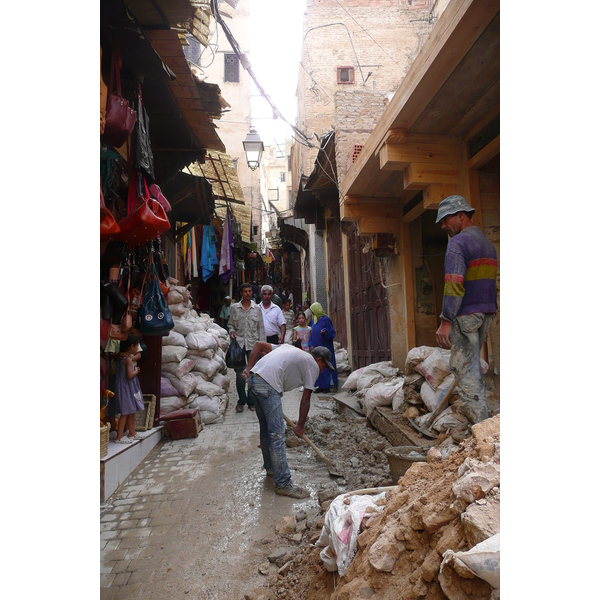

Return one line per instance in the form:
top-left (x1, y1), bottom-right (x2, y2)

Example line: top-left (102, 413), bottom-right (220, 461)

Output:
top-left (259, 285), bottom-right (286, 344)
top-left (242, 343), bottom-right (334, 498)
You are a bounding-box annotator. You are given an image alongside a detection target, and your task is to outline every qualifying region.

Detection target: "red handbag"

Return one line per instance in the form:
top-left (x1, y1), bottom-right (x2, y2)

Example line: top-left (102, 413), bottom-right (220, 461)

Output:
top-left (101, 44), bottom-right (136, 148)
top-left (117, 174), bottom-right (171, 246)
top-left (100, 183), bottom-right (121, 242)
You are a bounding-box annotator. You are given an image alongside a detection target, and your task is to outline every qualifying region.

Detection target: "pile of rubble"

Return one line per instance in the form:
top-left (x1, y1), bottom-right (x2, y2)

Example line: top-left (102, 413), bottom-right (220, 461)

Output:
top-left (247, 415), bottom-right (500, 600)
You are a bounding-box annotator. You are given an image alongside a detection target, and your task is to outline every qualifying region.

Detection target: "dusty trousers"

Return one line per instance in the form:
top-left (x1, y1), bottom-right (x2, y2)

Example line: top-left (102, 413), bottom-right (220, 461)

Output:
top-left (449, 312), bottom-right (494, 424)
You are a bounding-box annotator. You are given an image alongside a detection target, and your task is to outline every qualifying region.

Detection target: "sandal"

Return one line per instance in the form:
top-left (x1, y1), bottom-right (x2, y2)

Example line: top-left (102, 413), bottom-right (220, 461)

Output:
top-left (129, 433), bottom-right (144, 440)
top-left (235, 404), bottom-right (244, 413)
top-left (248, 406), bottom-right (256, 412)
top-left (114, 437), bottom-right (133, 445)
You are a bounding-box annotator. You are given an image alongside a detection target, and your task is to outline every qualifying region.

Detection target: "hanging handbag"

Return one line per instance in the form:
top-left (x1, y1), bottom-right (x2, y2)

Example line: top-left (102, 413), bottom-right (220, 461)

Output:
top-left (100, 183), bottom-right (121, 242)
top-left (139, 262), bottom-right (174, 336)
top-left (101, 44), bottom-right (137, 148)
top-left (132, 86), bottom-right (155, 181)
top-left (148, 183), bottom-right (171, 212)
top-left (117, 173), bottom-right (171, 246)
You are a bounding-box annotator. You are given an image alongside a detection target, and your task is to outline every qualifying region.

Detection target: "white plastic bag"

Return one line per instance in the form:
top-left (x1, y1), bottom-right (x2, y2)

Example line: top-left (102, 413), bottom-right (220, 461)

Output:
top-left (315, 492), bottom-right (385, 576)
top-left (441, 533), bottom-right (500, 589)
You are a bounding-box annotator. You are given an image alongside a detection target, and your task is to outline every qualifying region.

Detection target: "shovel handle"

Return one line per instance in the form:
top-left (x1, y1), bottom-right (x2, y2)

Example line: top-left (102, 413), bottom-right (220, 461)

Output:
top-left (283, 413), bottom-right (333, 468)
top-left (425, 380), bottom-right (457, 428)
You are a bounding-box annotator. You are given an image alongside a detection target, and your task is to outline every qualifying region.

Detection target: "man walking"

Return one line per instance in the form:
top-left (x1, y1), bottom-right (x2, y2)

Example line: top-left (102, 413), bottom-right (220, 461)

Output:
top-left (228, 283), bottom-right (266, 413)
top-left (259, 285), bottom-right (286, 344)
top-left (242, 342), bottom-right (335, 498)
top-left (435, 195), bottom-right (497, 425)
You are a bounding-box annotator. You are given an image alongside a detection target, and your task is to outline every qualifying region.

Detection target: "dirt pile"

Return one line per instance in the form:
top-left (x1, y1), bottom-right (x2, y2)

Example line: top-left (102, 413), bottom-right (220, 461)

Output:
top-left (247, 415), bottom-right (500, 600)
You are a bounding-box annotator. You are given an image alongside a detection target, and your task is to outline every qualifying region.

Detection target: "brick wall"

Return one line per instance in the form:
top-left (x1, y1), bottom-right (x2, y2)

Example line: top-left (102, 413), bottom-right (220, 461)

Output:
top-left (295, 0), bottom-right (430, 184)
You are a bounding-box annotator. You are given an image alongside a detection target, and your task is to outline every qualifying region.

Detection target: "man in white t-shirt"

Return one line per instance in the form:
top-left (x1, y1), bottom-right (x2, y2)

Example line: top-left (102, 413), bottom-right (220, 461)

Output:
top-left (242, 342), bottom-right (334, 498)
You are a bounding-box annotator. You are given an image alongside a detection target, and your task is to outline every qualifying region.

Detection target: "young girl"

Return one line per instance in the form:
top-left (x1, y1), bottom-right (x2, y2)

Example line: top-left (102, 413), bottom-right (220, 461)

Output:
top-left (292, 312), bottom-right (311, 351)
top-left (113, 334), bottom-right (145, 444)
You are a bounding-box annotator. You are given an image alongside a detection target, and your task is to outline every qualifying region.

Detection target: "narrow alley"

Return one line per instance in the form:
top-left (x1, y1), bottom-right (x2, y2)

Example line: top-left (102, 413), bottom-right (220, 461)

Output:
top-left (100, 371), bottom-right (342, 599)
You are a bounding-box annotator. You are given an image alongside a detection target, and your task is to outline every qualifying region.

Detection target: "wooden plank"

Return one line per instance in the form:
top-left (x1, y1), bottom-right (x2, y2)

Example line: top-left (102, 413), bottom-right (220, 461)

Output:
top-left (357, 216), bottom-right (400, 235)
top-left (404, 163), bottom-right (460, 189)
top-left (403, 200), bottom-right (427, 223)
top-left (468, 135), bottom-right (500, 169)
top-left (467, 169), bottom-right (483, 229)
top-left (369, 407), bottom-right (435, 449)
top-left (345, 195), bottom-right (398, 205)
top-left (380, 141), bottom-right (462, 171)
top-left (422, 183), bottom-right (461, 210)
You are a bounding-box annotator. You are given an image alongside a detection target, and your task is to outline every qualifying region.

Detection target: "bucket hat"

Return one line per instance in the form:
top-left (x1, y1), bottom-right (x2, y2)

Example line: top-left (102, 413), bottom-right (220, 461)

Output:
top-left (435, 195), bottom-right (475, 223)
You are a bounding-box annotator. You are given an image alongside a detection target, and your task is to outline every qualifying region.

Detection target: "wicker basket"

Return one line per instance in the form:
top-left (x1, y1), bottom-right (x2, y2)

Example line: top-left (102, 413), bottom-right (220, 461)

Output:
top-left (134, 394), bottom-right (157, 432)
top-left (100, 422), bottom-right (111, 459)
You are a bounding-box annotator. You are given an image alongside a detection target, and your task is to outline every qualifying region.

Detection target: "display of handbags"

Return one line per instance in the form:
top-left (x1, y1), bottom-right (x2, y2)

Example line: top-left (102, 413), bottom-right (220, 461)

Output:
top-left (101, 44), bottom-right (137, 148)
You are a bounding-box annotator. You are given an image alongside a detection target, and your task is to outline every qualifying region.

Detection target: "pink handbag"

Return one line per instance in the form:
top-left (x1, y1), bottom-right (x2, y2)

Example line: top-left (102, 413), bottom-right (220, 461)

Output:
top-left (149, 183), bottom-right (172, 213)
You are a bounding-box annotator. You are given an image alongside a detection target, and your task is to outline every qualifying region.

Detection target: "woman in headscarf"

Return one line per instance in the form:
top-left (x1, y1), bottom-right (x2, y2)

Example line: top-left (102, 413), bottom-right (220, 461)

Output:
top-left (308, 302), bottom-right (338, 392)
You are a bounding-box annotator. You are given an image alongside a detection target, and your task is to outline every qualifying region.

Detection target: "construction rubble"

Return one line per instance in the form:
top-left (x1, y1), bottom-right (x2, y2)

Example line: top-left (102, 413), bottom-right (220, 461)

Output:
top-left (245, 346), bottom-right (500, 600)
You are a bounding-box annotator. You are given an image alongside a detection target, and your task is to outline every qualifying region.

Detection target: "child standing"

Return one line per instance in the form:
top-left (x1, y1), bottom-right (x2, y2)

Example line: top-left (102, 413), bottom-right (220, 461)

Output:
top-left (293, 312), bottom-right (311, 351)
top-left (113, 334), bottom-right (145, 444)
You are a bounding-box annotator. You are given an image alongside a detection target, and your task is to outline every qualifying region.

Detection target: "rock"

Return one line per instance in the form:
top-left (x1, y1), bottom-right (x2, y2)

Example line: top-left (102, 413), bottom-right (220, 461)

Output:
top-left (403, 406), bottom-right (420, 419)
top-left (275, 516), bottom-right (296, 536)
top-left (461, 489), bottom-right (500, 547)
top-left (290, 533), bottom-right (303, 544)
top-left (278, 560), bottom-right (293, 576)
top-left (367, 522), bottom-right (402, 572)
top-left (258, 562), bottom-right (270, 575)
top-left (267, 547), bottom-right (289, 563)
top-left (420, 548), bottom-right (442, 582)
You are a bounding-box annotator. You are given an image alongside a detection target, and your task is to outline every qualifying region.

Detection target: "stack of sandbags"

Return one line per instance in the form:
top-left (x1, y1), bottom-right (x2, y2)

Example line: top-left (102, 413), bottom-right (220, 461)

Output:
top-left (333, 341), bottom-right (351, 373)
top-left (159, 282), bottom-right (230, 426)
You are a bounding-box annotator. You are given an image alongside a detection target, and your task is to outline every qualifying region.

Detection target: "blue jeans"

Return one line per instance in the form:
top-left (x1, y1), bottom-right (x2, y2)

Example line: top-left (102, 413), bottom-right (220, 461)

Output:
top-left (234, 349), bottom-right (253, 407)
top-left (247, 374), bottom-right (291, 489)
top-left (450, 313), bottom-right (494, 423)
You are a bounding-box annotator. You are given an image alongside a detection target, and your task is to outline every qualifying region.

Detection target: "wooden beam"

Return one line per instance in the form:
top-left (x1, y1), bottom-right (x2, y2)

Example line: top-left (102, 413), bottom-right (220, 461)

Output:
top-left (341, 202), bottom-right (402, 221)
top-left (356, 216), bottom-right (400, 235)
top-left (468, 135), bottom-right (500, 169)
top-left (403, 200), bottom-right (426, 223)
top-left (345, 195), bottom-right (399, 205)
top-left (380, 141), bottom-right (462, 171)
top-left (403, 162), bottom-right (460, 190)
top-left (422, 183), bottom-right (462, 211)
top-left (467, 169), bottom-right (483, 229)
top-left (401, 220), bottom-right (416, 349)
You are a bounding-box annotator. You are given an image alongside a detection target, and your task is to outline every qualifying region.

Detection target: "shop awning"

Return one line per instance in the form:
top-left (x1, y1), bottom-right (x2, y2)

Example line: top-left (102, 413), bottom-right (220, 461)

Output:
top-left (101, 0), bottom-right (226, 182)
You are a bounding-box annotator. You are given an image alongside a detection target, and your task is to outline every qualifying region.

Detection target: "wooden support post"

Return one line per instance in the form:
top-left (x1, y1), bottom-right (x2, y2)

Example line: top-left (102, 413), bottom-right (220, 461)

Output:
top-left (401, 219), bottom-right (416, 350)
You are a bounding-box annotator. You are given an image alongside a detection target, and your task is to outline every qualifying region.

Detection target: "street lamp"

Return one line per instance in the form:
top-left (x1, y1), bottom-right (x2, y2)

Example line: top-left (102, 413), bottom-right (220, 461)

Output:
top-left (242, 128), bottom-right (264, 171)
top-left (270, 223), bottom-right (278, 238)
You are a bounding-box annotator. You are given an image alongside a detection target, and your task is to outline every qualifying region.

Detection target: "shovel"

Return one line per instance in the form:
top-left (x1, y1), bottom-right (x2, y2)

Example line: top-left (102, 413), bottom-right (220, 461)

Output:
top-left (408, 380), bottom-right (457, 439)
top-left (283, 413), bottom-right (343, 477)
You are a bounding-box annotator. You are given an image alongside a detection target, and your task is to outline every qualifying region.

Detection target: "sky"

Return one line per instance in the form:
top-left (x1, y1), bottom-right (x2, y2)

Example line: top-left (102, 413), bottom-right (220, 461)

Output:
top-left (248, 0), bottom-right (307, 146)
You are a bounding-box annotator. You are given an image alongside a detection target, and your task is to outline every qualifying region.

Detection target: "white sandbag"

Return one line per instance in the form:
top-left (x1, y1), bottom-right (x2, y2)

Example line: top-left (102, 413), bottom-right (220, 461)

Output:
top-left (368, 361), bottom-right (400, 378)
top-left (363, 378), bottom-right (404, 418)
top-left (167, 290), bottom-right (184, 305)
top-left (187, 395), bottom-right (220, 413)
top-left (392, 385), bottom-right (405, 411)
top-left (404, 346), bottom-right (437, 374)
top-left (315, 491), bottom-right (385, 576)
top-left (356, 371), bottom-right (384, 391)
top-left (414, 348), bottom-right (451, 390)
top-left (186, 330), bottom-right (218, 352)
top-left (191, 356), bottom-right (221, 379)
top-left (208, 323), bottom-right (228, 338)
top-left (162, 330), bottom-right (187, 347)
top-left (218, 394), bottom-right (228, 414)
top-left (441, 533), bottom-right (500, 589)
top-left (161, 345), bottom-right (188, 364)
top-left (432, 406), bottom-right (468, 432)
top-left (186, 347), bottom-right (215, 360)
top-left (420, 373), bottom-right (455, 412)
top-left (161, 358), bottom-right (195, 379)
top-left (212, 372), bottom-right (230, 391)
top-left (342, 367), bottom-right (366, 391)
top-left (335, 348), bottom-right (351, 373)
top-left (172, 318), bottom-right (195, 337)
top-left (195, 377), bottom-right (224, 398)
top-left (168, 302), bottom-right (187, 317)
top-left (159, 396), bottom-right (185, 414)
top-left (200, 410), bottom-right (223, 425)
top-left (160, 376), bottom-right (179, 398)
top-left (191, 320), bottom-right (209, 333)
top-left (164, 372), bottom-right (197, 397)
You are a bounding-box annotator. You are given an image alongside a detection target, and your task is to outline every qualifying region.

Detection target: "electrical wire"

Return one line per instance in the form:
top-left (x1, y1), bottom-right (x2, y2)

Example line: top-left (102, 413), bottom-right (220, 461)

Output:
top-left (210, 0), bottom-right (316, 148)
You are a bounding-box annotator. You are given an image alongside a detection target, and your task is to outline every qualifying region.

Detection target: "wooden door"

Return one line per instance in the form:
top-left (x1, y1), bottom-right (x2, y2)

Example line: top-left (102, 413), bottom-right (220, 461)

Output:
top-left (347, 225), bottom-right (391, 368)
top-left (325, 219), bottom-right (347, 349)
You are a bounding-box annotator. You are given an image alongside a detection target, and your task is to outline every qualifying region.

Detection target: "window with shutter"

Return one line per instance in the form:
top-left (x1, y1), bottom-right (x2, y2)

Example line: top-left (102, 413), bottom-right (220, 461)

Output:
top-left (337, 67), bottom-right (355, 84)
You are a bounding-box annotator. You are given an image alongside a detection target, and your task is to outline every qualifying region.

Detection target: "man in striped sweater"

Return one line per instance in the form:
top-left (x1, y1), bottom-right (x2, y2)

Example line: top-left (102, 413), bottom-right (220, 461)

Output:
top-left (435, 195), bottom-right (497, 424)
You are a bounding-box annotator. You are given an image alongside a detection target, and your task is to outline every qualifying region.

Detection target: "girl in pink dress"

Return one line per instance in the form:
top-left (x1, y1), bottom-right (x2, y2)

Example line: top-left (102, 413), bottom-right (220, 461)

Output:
top-left (292, 313), bottom-right (311, 351)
